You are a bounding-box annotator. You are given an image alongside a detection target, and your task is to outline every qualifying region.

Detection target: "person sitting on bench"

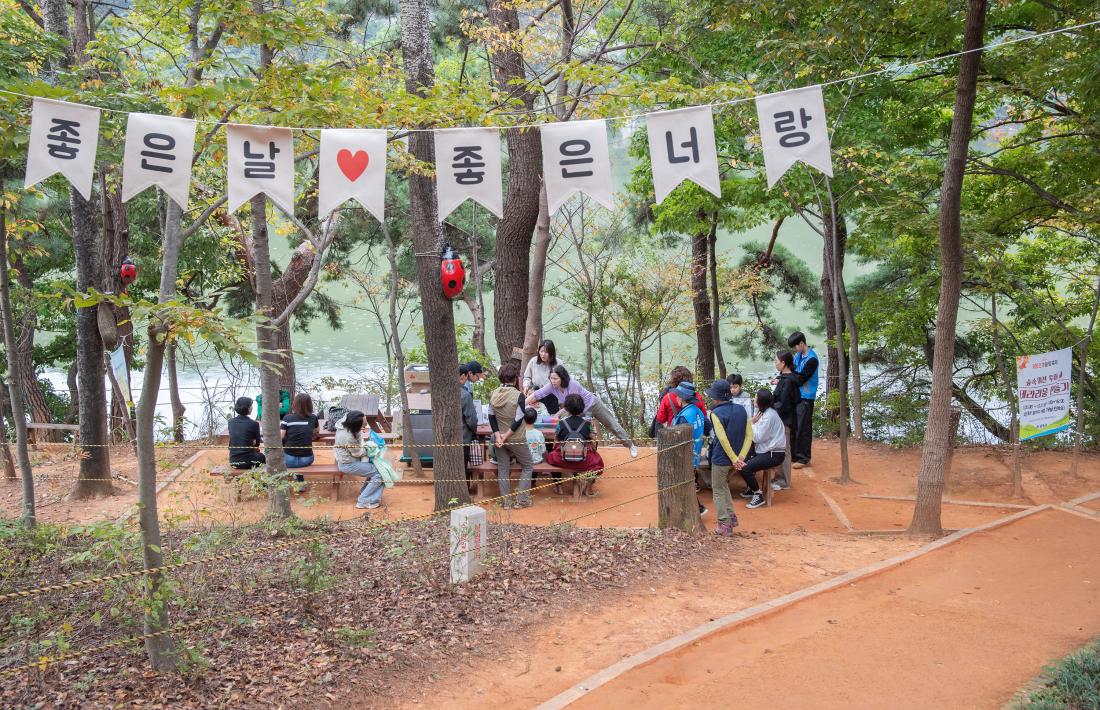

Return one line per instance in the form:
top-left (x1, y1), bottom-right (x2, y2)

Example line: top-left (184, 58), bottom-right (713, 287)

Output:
top-left (280, 393), bottom-right (320, 469)
top-left (228, 396), bottom-right (265, 470)
top-left (334, 410), bottom-right (386, 510)
top-left (545, 393), bottom-right (604, 496)
top-left (736, 389), bottom-right (787, 511)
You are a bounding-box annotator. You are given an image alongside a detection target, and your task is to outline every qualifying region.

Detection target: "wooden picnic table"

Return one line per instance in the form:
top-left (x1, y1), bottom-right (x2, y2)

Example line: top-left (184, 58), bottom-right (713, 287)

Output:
top-left (337, 394), bottom-right (391, 433)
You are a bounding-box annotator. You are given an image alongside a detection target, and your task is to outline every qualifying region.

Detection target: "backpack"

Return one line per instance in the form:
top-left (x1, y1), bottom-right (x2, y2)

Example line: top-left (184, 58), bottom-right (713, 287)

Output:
top-left (648, 387), bottom-right (671, 439)
top-left (324, 405), bottom-right (348, 432)
top-left (560, 418), bottom-right (587, 463)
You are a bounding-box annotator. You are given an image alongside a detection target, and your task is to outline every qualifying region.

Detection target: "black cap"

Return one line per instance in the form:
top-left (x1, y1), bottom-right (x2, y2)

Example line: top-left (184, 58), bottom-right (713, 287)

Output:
top-left (466, 361), bottom-right (484, 375)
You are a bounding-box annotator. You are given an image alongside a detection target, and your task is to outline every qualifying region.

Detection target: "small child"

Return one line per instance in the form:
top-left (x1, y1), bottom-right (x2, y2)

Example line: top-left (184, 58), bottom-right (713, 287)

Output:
top-left (728, 373), bottom-right (754, 419)
top-left (523, 407), bottom-right (546, 464)
top-left (671, 382), bottom-right (710, 516)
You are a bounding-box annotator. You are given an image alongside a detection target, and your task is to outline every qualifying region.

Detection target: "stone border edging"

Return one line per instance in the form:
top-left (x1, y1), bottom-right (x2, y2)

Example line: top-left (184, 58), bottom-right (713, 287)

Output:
top-left (115, 449), bottom-right (207, 526)
top-left (535, 503), bottom-right (1065, 710)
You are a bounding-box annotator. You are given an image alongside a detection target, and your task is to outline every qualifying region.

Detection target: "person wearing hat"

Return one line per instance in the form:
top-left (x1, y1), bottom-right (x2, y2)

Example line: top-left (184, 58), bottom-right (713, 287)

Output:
top-left (706, 379), bottom-right (753, 536)
top-left (228, 396), bottom-right (265, 470)
top-left (671, 382), bottom-right (711, 517)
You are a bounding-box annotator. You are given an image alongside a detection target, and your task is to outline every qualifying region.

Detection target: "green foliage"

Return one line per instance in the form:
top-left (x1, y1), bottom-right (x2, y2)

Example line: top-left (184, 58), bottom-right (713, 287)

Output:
top-left (1012, 637), bottom-right (1100, 710)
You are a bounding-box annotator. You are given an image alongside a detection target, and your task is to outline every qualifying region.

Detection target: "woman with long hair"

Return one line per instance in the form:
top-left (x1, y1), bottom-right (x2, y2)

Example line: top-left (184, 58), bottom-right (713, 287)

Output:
top-left (280, 393), bottom-right (319, 468)
top-left (522, 339), bottom-right (566, 414)
top-left (526, 365), bottom-right (638, 457)
top-left (334, 410), bottom-right (386, 510)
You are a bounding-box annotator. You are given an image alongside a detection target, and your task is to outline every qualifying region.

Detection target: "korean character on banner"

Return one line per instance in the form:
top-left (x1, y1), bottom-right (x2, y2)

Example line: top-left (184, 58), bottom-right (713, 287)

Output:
top-left (754, 85), bottom-right (834, 188)
top-left (451, 145), bottom-right (486, 185)
top-left (559, 139), bottom-right (594, 178)
top-left (121, 113), bottom-right (196, 209)
top-left (24, 98), bottom-right (101, 200)
top-left (644, 106), bottom-right (721, 204)
top-left (539, 120), bottom-right (614, 213)
top-left (46, 118), bottom-right (82, 160)
top-left (139, 133), bottom-right (177, 173)
top-left (665, 126), bottom-right (699, 165)
top-left (243, 140), bottom-right (281, 179)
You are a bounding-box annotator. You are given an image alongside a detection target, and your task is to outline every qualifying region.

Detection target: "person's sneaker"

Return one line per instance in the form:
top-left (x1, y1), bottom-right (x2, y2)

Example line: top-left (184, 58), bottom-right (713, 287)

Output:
top-left (501, 499), bottom-right (515, 510)
top-left (355, 502), bottom-right (370, 509)
top-left (715, 521), bottom-right (735, 537)
top-left (747, 492), bottom-right (767, 509)
top-left (792, 462), bottom-right (806, 469)
top-left (772, 481), bottom-right (791, 491)
top-left (365, 502), bottom-right (381, 510)
top-left (515, 498), bottom-right (533, 509)
top-left (629, 444), bottom-right (639, 458)
top-left (698, 503), bottom-right (708, 516)
top-left (739, 489), bottom-right (755, 499)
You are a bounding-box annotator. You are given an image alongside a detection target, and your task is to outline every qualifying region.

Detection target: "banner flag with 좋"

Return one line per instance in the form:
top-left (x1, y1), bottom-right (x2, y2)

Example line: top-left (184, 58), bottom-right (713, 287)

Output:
top-left (24, 98), bottom-right (101, 200)
top-left (540, 120), bottom-right (614, 213)
top-left (1016, 347), bottom-right (1073, 440)
top-left (645, 106), bottom-right (721, 204)
top-left (121, 113), bottom-right (197, 210)
top-left (225, 124), bottom-right (295, 215)
top-left (318, 128), bottom-right (387, 222)
top-left (434, 127), bottom-right (502, 221)
top-left (755, 85), bottom-right (834, 188)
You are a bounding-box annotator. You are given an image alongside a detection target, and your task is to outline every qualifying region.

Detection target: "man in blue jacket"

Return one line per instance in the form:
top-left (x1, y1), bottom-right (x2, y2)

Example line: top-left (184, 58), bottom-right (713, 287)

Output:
top-left (706, 380), bottom-right (752, 537)
top-left (788, 331), bottom-right (819, 468)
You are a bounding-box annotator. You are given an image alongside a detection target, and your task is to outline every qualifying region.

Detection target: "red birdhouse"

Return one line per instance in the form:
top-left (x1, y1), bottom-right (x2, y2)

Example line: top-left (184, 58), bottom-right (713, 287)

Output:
top-left (440, 244), bottom-right (465, 300)
top-left (119, 257), bottom-right (137, 290)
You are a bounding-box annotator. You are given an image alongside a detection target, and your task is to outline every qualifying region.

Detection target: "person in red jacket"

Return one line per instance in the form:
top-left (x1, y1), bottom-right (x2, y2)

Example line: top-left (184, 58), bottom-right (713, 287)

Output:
top-left (655, 366), bottom-right (707, 429)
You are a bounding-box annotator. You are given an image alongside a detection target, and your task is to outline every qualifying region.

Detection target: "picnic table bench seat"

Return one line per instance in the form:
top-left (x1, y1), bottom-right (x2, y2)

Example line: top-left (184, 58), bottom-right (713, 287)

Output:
top-left (467, 460), bottom-right (594, 503)
top-left (210, 462), bottom-right (346, 501)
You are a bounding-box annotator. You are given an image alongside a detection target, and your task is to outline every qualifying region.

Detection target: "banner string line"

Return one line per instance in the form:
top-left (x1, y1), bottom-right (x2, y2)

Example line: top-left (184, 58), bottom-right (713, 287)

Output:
top-left (0, 472), bottom-right (699, 678)
top-left (0, 442), bottom-right (684, 603)
top-left (0, 18), bottom-right (1095, 132)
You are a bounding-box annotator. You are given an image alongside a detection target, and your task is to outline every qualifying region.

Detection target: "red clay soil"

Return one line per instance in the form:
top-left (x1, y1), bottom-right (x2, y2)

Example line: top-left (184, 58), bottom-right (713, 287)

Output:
top-left (567, 507), bottom-right (1100, 710)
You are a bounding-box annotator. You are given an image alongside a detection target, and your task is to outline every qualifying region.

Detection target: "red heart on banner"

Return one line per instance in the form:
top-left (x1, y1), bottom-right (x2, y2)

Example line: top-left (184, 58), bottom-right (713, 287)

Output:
top-left (337, 149), bottom-right (369, 181)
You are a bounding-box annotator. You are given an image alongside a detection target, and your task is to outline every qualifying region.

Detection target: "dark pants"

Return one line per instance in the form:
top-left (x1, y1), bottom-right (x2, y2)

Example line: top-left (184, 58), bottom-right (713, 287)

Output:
top-left (230, 452), bottom-right (266, 469)
top-left (739, 450), bottom-right (786, 492)
top-left (793, 399), bottom-right (814, 464)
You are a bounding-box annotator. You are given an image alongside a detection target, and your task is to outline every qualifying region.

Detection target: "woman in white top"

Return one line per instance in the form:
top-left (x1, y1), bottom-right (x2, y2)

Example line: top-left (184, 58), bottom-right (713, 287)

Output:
top-left (735, 389), bottom-right (787, 510)
top-left (522, 340), bottom-right (565, 414)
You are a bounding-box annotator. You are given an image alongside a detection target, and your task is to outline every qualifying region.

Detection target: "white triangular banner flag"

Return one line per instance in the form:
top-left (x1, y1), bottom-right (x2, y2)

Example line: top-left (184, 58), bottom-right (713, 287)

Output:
top-left (318, 129), bottom-right (387, 222)
top-left (434, 127), bottom-right (502, 221)
top-left (645, 106), bottom-right (720, 204)
top-left (24, 98), bottom-right (100, 200)
top-left (121, 113), bottom-right (196, 210)
top-left (755, 85), bottom-right (834, 188)
top-left (540, 120), bottom-right (614, 213)
top-left (226, 124), bottom-right (295, 214)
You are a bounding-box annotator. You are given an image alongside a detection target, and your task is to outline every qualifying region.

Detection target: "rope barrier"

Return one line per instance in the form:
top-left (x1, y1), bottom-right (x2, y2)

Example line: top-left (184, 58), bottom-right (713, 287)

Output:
top-left (16, 438), bottom-right (665, 449)
top-left (0, 443), bottom-right (683, 603)
top-left (0, 470), bottom-right (698, 678)
top-left (6, 473), bottom-right (664, 485)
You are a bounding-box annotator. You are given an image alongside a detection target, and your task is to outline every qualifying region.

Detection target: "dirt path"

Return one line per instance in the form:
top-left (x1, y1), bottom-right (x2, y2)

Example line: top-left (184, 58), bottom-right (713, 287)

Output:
top-left (561, 507), bottom-right (1100, 710)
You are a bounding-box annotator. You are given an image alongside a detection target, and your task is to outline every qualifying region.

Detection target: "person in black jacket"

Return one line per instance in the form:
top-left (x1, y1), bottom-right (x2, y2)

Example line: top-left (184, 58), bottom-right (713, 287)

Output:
top-left (770, 351), bottom-right (802, 490)
top-left (228, 396), bottom-right (265, 470)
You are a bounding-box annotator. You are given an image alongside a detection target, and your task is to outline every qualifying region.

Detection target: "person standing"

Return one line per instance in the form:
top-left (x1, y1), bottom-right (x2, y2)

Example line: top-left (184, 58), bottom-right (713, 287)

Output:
top-left (736, 389), bottom-right (787, 510)
top-left (788, 331), bottom-right (819, 468)
top-left (459, 366), bottom-right (480, 490)
top-left (655, 366), bottom-right (707, 430)
top-left (522, 340), bottom-right (565, 415)
top-left (526, 365), bottom-right (638, 457)
top-left (280, 393), bottom-right (320, 469)
top-left (772, 351), bottom-right (802, 490)
top-left (489, 362), bottom-right (534, 508)
top-left (705, 380), bottom-right (752, 537)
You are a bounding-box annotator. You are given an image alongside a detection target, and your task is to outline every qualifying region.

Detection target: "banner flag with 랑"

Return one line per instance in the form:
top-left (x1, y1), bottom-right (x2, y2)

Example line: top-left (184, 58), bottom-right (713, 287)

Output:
top-left (755, 85), bottom-right (834, 188)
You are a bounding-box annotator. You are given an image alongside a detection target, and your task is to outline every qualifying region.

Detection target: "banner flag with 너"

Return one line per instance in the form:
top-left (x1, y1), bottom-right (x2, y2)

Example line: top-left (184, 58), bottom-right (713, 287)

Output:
top-left (755, 85), bottom-right (834, 188)
top-left (121, 113), bottom-right (196, 209)
top-left (226, 124), bottom-right (295, 215)
top-left (319, 129), bottom-right (387, 222)
top-left (24, 98), bottom-right (101, 200)
top-left (540, 120), bottom-right (614, 213)
top-left (645, 106), bottom-right (720, 204)
top-left (434, 127), bottom-right (502, 221)
top-left (1016, 347), bottom-right (1073, 440)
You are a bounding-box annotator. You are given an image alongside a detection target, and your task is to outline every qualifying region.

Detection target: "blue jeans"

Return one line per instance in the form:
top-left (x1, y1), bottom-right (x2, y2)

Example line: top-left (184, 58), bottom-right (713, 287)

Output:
top-left (284, 453), bottom-right (314, 468)
top-left (339, 461), bottom-right (384, 507)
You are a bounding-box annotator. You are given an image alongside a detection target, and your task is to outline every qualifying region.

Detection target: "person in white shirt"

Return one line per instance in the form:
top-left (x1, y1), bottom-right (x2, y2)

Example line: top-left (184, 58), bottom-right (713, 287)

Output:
top-left (735, 389), bottom-right (788, 509)
top-left (522, 340), bottom-right (565, 414)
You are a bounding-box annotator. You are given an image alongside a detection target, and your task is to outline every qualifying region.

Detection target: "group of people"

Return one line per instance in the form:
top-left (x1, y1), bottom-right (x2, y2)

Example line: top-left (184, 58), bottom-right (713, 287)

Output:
top-left (227, 392), bottom-right (396, 511)
top-left (651, 331), bottom-right (819, 536)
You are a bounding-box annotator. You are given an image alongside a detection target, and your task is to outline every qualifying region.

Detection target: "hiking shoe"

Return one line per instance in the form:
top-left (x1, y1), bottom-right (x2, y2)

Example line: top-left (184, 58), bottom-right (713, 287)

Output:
top-left (515, 498), bottom-right (533, 509)
top-left (501, 499), bottom-right (516, 510)
top-left (355, 502), bottom-right (370, 509)
top-left (747, 492), bottom-right (767, 509)
top-left (629, 444), bottom-right (639, 458)
top-left (739, 489), bottom-right (755, 499)
top-left (772, 481), bottom-right (790, 491)
top-left (715, 521), bottom-right (735, 537)
top-left (792, 462), bottom-right (807, 469)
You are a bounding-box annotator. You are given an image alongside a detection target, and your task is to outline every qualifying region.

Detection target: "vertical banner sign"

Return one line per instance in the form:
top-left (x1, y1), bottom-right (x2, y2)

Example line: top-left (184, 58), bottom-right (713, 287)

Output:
top-left (645, 106), bottom-right (721, 204)
top-left (226, 124), bottom-right (295, 215)
top-left (755, 85), bottom-right (834, 188)
top-left (1016, 347), bottom-right (1073, 440)
top-left (110, 346), bottom-right (132, 404)
top-left (24, 98), bottom-right (101, 199)
top-left (539, 120), bottom-right (614, 213)
top-left (433, 127), bottom-right (502, 221)
top-left (318, 128), bottom-right (387, 223)
top-left (121, 113), bottom-right (197, 210)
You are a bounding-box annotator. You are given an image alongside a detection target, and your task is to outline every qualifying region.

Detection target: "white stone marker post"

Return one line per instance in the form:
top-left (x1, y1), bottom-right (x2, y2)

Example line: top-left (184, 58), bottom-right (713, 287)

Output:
top-left (450, 505), bottom-right (487, 584)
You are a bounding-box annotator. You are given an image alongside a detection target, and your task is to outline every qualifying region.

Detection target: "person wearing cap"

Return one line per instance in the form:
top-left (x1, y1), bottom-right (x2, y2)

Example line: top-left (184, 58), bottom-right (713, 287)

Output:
top-left (464, 361), bottom-right (485, 396)
top-left (671, 382), bottom-right (711, 517)
top-left (706, 379), bottom-right (753, 536)
top-left (228, 396), bottom-right (265, 470)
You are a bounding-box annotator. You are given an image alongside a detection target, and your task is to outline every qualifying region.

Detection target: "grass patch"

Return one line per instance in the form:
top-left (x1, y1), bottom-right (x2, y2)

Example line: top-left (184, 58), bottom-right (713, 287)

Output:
top-left (1012, 638), bottom-right (1100, 709)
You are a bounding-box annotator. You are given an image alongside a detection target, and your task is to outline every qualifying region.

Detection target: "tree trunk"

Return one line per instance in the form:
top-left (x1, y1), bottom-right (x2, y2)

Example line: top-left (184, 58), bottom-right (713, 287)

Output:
top-left (824, 180), bottom-right (851, 484)
top-left (521, 185), bottom-right (552, 372)
top-left (11, 263), bottom-right (54, 431)
top-left (840, 285), bottom-right (863, 439)
top-left (1071, 273), bottom-right (1100, 476)
top-left (691, 222), bottom-right (714, 382)
top-left (167, 342), bottom-right (186, 443)
top-left (990, 292), bottom-right (1022, 496)
top-left (707, 213), bottom-right (726, 379)
top-left (0, 198), bottom-right (35, 524)
top-left (909, 0), bottom-right (987, 536)
top-left (820, 211), bottom-right (847, 405)
top-left (382, 224), bottom-right (424, 479)
top-left (401, 0), bottom-right (470, 510)
top-left (486, 0), bottom-right (542, 363)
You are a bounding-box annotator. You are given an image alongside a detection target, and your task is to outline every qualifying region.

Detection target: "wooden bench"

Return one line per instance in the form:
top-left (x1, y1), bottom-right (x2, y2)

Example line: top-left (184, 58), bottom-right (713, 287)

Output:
top-left (26, 422), bottom-right (80, 446)
top-left (467, 461), bottom-right (594, 503)
top-left (210, 463), bottom-right (346, 501)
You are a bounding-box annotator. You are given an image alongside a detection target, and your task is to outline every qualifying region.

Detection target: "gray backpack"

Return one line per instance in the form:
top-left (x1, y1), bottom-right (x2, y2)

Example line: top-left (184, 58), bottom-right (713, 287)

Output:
top-left (560, 418), bottom-right (587, 462)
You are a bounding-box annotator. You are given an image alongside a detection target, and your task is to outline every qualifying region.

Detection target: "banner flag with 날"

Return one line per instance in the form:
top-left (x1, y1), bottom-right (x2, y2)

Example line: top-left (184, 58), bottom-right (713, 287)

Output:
top-left (1016, 347), bottom-right (1073, 440)
top-left (755, 85), bottom-right (834, 188)
top-left (226, 124), bottom-right (295, 214)
top-left (121, 113), bottom-right (197, 210)
top-left (318, 128), bottom-right (387, 222)
top-left (540, 120), bottom-right (614, 213)
top-left (434, 127), bottom-right (503, 221)
top-left (24, 98), bottom-right (101, 200)
top-left (645, 106), bottom-right (721, 204)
